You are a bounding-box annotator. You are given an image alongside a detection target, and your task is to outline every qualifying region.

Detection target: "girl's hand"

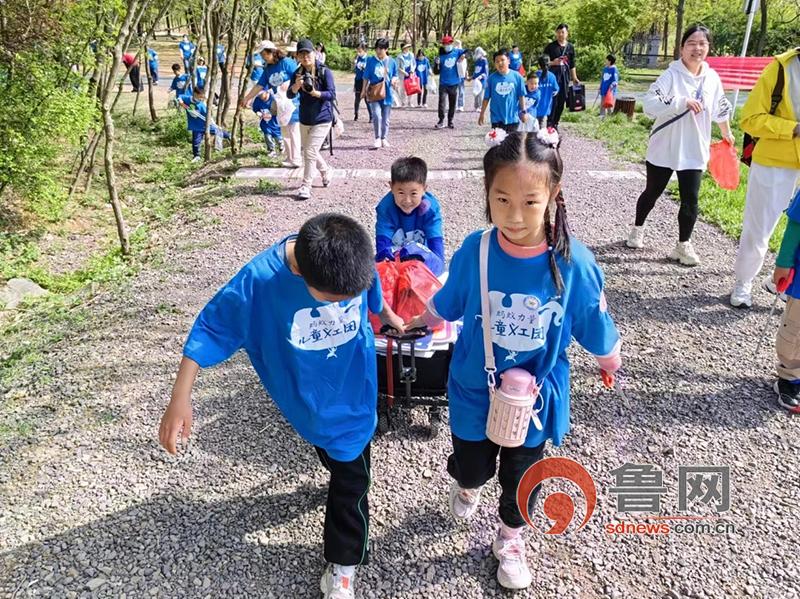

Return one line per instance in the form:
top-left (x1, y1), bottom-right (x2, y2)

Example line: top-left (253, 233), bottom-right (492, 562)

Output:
top-left (774, 267), bottom-right (793, 289)
top-left (310, 89), bottom-right (321, 98)
top-left (723, 132), bottom-right (735, 146)
top-left (405, 314), bottom-right (426, 331)
top-left (379, 306), bottom-right (405, 334)
top-left (159, 393), bottom-right (193, 454)
top-left (686, 99), bottom-right (704, 114)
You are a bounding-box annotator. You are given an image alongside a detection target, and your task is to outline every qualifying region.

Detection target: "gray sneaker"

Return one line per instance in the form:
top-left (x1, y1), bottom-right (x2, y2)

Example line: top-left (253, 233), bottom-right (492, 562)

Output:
top-left (449, 481), bottom-right (483, 520)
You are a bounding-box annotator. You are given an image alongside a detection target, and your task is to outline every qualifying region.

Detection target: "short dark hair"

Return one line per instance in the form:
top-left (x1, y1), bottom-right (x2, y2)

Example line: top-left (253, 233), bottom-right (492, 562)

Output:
top-left (681, 24), bottom-right (712, 47)
top-left (295, 213), bottom-right (375, 296)
top-left (171, 63), bottom-right (181, 71)
top-left (375, 37), bottom-right (390, 50)
top-left (556, 23), bottom-right (569, 31)
top-left (357, 43), bottom-right (367, 51)
top-left (526, 71), bottom-right (538, 80)
top-left (606, 54), bottom-right (616, 64)
top-left (493, 48), bottom-right (509, 60)
top-left (390, 157), bottom-right (428, 185)
top-left (512, 44), bottom-right (520, 49)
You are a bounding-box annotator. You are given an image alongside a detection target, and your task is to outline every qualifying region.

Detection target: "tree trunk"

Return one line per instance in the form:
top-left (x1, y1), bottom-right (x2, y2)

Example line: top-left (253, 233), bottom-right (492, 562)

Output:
top-left (202, 2), bottom-right (220, 161)
top-left (673, 0), bottom-right (685, 60)
top-left (662, 12), bottom-right (669, 55)
top-left (229, 22), bottom-right (257, 155)
top-left (219, 0), bottom-right (240, 125)
top-left (755, 0), bottom-right (768, 55)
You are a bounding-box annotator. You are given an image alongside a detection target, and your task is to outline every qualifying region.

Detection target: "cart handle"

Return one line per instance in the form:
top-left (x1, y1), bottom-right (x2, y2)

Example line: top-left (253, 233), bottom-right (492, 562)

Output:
top-left (380, 325), bottom-right (429, 341)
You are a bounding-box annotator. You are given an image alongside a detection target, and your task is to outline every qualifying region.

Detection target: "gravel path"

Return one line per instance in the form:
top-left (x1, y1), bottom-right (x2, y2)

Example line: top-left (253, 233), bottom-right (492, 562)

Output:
top-left (1, 98), bottom-right (798, 599)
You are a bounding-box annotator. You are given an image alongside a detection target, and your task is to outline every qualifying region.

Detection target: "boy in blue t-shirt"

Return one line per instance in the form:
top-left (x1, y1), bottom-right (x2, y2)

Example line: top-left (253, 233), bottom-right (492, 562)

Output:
top-left (479, 48), bottom-right (527, 133)
top-left (194, 57), bottom-right (208, 90)
top-left (599, 53), bottom-right (619, 118)
top-left (146, 48), bottom-right (159, 85)
top-left (159, 214), bottom-right (404, 599)
top-left (375, 157), bottom-right (445, 275)
top-left (252, 89), bottom-right (284, 156)
top-left (434, 34), bottom-right (467, 129)
top-left (520, 72), bottom-right (541, 132)
top-left (178, 35), bottom-right (196, 72)
top-left (169, 63), bottom-right (191, 98)
top-left (509, 45), bottom-right (524, 74)
top-left (353, 44), bottom-right (370, 122)
top-left (178, 87), bottom-right (230, 161)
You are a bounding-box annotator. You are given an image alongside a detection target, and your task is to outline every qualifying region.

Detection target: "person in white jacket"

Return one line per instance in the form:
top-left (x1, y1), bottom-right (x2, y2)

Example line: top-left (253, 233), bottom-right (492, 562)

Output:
top-left (626, 25), bottom-right (734, 266)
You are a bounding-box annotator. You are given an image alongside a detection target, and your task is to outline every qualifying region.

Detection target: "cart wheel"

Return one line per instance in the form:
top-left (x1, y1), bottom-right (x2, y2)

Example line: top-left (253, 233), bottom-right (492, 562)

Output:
top-left (428, 407), bottom-right (441, 440)
top-left (378, 410), bottom-right (390, 435)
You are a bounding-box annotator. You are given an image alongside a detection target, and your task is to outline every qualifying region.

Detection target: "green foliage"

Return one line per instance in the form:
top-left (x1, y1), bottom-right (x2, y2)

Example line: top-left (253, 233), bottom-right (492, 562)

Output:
top-left (142, 154), bottom-right (196, 186)
top-left (576, 0), bottom-right (648, 53)
top-left (158, 111), bottom-right (190, 146)
top-left (324, 43), bottom-right (356, 71)
top-left (298, 0), bottom-right (352, 45)
top-left (0, 54), bottom-right (95, 209)
top-left (575, 45), bottom-right (611, 81)
top-left (256, 178), bottom-right (281, 193)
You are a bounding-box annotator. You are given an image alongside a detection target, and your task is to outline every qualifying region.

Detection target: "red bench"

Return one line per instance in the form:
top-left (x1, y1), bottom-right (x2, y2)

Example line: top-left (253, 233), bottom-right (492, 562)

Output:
top-left (706, 56), bottom-right (775, 90)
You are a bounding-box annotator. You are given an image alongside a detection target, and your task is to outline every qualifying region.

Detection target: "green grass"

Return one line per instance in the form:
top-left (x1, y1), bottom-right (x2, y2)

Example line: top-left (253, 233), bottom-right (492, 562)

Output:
top-left (256, 178), bottom-right (282, 193)
top-left (564, 108), bottom-right (784, 252)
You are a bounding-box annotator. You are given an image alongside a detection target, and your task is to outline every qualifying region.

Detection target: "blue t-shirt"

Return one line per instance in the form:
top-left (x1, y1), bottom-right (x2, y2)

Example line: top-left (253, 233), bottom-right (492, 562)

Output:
top-left (354, 54), bottom-right (368, 82)
top-left (179, 41), bottom-right (196, 60)
top-left (170, 74), bottom-right (191, 94)
top-left (248, 53), bottom-right (265, 82)
top-left (195, 65), bottom-right (208, 89)
top-left (473, 57), bottom-right (489, 81)
top-left (179, 93), bottom-right (207, 132)
top-left (509, 51), bottom-right (524, 72)
top-left (431, 229), bottom-right (621, 448)
top-left (438, 49), bottom-right (466, 86)
top-left (483, 70), bottom-right (526, 125)
top-left (524, 87), bottom-right (541, 115)
top-left (536, 70), bottom-right (560, 118)
top-left (782, 189), bottom-right (800, 300)
top-left (216, 44), bottom-right (226, 65)
top-left (365, 55), bottom-right (398, 106)
top-left (415, 57), bottom-right (430, 86)
top-left (375, 191), bottom-right (444, 257)
top-left (253, 94), bottom-right (281, 138)
top-left (147, 48), bottom-right (158, 65)
top-left (183, 237), bottom-right (384, 461)
top-left (260, 57), bottom-right (301, 124)
top-left (600, 65), bottom-right (619, 96)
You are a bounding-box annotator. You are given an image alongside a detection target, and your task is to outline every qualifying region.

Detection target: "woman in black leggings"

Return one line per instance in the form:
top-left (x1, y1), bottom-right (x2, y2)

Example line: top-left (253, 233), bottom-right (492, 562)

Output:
top-left (625, 24), bottom-right (734, 266)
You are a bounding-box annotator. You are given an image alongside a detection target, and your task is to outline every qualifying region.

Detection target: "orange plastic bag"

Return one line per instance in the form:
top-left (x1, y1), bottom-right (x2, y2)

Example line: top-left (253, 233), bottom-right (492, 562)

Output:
top-left (602, 88), bottom-right (615, 109)
top-left (709, 140), bottom-right (740, 190)
top-left (369, 259), bottom-right (400, 333)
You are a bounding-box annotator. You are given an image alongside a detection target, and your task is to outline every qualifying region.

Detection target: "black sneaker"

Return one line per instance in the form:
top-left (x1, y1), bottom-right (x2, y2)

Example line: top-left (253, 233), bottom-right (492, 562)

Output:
top-left (447, 122), bottom-right (455, 129)
top-left (774, 379), bottom-right (800, 412)
top-left (435, 122), bottom-right (445, 129)
top-left (354, 115), bottom-right (358, 121)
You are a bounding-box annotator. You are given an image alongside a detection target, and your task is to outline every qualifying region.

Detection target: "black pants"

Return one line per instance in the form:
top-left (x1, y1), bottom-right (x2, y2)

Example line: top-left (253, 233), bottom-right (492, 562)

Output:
top-left (438, 84), bottom-right (458, 125)
top-left (129, 65), bottom-right (143, 91)
top-left (549, 72), bottom-right (570, 127)
top-left (634, 161), bottom-right (703, 242)
top-left (315, 443), bottom-right (371, 566)
top-left (491, 122), bottom-right (519, 134)
top-left (191, 130), bottom-right (203, 157)
top-left (448, 434), bottom-right (546, 528)
top-left (354, 80), bottom-right (370, 120)
top-left (417, 88), bottom-right (428, 106)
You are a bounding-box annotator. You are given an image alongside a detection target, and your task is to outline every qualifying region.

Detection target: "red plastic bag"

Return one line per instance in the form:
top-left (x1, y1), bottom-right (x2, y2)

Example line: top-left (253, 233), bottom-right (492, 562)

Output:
top-left (602, 88), bottom-right (615, 109)
top-left (369, 257), bottom-right (442, 333)
top-left (394, 260), bottom-right (442, 324)
top-left (709, 140), bottom-right (741, 190)
top-left (404, 74), bottom-right (421, 95)
top-left (518, 65), bottom-right (526, 77)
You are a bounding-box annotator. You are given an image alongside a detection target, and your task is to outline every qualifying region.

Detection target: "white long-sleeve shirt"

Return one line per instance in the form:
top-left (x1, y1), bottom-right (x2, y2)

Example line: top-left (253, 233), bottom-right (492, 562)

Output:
top-left (644, 60), bottom-right (732, 171)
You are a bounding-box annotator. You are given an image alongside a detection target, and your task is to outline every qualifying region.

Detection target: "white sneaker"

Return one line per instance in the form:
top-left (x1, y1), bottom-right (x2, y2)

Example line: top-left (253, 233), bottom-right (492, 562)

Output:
top-left (492, 533), bottom-right (533, 590)
top-left (191, 156), bottom-right (202, 163)
top-left (381, 138), bottom-right (390, 148)
top-left (625, 225), bottom-right (645, 248)
top-left (372, 138), bottom-right (381, 149)
top-left (423, 103), bottom-right (429, 108)
top-left (320, 564), bottom-right (355, 599)
top-left (456, 106), bottom-right (464, 112)
top-left (282, 160), bottom-right (302, 168)
top-left (669, 240), bottom-right (700, 266)
top-left (297, 185), bottom-right (311, 200)
top-left (321, 170), bottom-right (331, 187)
top-left (762, 276), bottom-right (788, 302)
top-left (449, 481), bottom-right (483, 520)
top-left (730, 281), bottom-right (753, 308)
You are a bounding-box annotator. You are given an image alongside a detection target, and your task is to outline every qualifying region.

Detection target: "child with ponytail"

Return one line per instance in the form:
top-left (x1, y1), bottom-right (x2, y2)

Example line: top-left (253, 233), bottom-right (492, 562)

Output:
top-left (407, 129), bottom-right (622, 590)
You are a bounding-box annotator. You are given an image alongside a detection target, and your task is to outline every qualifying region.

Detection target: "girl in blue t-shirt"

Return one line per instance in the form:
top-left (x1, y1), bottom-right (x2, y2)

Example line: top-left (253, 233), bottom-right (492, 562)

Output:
top-left (471, 47), bottom-right (489, 111)
top-left (361, 38), bottom-right (398, 149)
top-left (599, 54), bottom-right (620, 117)
top-left (194, 57), bottom-right (208, 90)
top-left (535, 55), bottom-right (560, 128)
top-left (415, 49), bottom-right (431, 107)
top-left (408, 130), bottom-right (621, 591)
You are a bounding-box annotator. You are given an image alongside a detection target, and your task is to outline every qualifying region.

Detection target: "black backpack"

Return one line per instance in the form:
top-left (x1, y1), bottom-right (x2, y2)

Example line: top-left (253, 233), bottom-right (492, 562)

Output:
top-left (741, 62), bottom-right (784, 167)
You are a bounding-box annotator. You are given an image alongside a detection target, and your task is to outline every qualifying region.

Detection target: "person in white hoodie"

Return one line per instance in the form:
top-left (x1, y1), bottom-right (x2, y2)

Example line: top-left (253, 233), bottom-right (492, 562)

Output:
top-left (625, 25), bottom-right (734, 266)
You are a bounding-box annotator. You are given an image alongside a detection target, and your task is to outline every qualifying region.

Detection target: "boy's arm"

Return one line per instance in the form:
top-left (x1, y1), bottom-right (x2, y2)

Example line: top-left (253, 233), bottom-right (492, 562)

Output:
top-left (376, 236), bottom-right (394, 261)
top-left (776, 218), bottom-right (800, 269)
top-left (159, 356), bottom-right (200, 454)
